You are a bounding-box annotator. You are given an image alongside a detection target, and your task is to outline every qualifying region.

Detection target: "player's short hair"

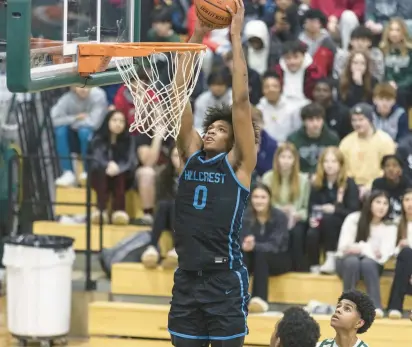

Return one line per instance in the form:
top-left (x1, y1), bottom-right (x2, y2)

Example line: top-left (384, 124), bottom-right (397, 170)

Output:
top-left (282, 40), bottom-right (307, 56)
top-left (351, 25), bottom-right (374, 42)
top-left (315, 77), bottom-right (335, 90)
top-left (300, 102), bottom-right (325, 121)
top-left (373, 82), bottom-right (397, 99)
top-left (207, 69), bottom-right (230, 87)
top-left (338, 290), bottom-right (376, 334)
top-left (275, 307), bottom-right (320, 347)
top-left (152, 7), bottom-right (173, 23)
top-left (202, 104), bottom-right (261, 144)
top-left (262, 71), bottom-right (281, 82)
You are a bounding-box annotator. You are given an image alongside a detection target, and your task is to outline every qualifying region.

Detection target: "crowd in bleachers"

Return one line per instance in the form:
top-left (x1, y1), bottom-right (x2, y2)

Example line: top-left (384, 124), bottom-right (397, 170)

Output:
top-left (51, 0), bottom-right (412, 321)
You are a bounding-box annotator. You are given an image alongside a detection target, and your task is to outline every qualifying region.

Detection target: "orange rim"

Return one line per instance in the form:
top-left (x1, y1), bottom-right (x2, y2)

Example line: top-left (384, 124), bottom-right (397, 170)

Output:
top-left (77, 42), bottom-right (207, 77)
top-left (78, 42), bottom-right (207, 56)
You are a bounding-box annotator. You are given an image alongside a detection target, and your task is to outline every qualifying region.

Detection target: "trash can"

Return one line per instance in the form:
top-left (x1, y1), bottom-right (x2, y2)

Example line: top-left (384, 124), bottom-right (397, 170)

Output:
top-left (2, 234), bottom-right (75, 345)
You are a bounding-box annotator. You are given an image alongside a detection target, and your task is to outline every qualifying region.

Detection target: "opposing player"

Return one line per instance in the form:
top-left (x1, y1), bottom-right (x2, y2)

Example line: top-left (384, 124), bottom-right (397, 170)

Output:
top-left (167, 1), bottom-right (259, 347)
top-left (317, 290), bottom-right (376, 347)
top-left (270, 307), bottom-right (320, 347)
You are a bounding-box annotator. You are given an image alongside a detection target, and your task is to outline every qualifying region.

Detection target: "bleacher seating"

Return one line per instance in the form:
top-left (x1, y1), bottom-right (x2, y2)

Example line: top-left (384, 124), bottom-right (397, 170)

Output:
top-left (110, 263), bottom-right (412, 309)
top-left (33, 221), bottom-right (147, 251)
top-left (33, 186), bottom-right (149, 251)
top-left (88, 301), bottom-right (412, 347)
top-left (39, 175), bottom-right (412, 347)
top-left (55, 186), bottom-right (143, 219)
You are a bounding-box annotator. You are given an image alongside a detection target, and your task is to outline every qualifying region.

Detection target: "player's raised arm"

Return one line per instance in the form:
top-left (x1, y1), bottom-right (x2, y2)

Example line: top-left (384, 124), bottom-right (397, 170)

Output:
top-left (174, 23), bottom-right (210, 164)
top-left (226, 0), bottom-right (257, 179)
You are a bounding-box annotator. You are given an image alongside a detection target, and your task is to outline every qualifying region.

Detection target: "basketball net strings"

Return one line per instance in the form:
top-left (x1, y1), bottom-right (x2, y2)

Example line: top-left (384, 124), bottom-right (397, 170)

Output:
top-left (115, 51), bottom-right (205, 140)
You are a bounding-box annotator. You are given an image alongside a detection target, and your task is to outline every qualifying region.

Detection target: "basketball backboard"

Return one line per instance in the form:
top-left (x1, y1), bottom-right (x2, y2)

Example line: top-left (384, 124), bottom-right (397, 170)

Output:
top-left (6, 0), bottom-right (141, 92)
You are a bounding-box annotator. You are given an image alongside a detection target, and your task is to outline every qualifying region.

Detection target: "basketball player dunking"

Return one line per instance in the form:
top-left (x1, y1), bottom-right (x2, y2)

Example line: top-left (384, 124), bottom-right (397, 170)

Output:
top-left (167, 1), bottom-right (259, 347)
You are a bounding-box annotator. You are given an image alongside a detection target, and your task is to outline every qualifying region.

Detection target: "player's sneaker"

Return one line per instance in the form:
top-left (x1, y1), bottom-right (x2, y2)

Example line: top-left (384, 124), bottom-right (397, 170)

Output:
top-left (248, 297), bottom-right (269, 313)
top-left (141, 245), bottom-right (160, 269)
top-left (162, 248), bottom-right (178, 269)
top-left (388, 310), bottom-right (402, 319)
top-left (112, 210), bottom-right (130, 225)
top-left (91, 210), bottom-right (109, 225)
top-left (55, 170), bottom-right (76, 187)
top-left (375, 308), bottom-right (384, 319)
top-left (310, 265), bottom-right (321, 274)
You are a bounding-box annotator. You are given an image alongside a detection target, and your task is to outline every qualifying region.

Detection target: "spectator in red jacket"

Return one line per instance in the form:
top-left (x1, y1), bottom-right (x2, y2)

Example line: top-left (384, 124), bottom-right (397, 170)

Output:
top-left (113, 68), bottom-right (159, 132)
top-left (299, 8), bottom-right (337, 77)
top-left (311, 0), bottom-right (365, 50)
top-left (272, 40), bottom-right (324, 108)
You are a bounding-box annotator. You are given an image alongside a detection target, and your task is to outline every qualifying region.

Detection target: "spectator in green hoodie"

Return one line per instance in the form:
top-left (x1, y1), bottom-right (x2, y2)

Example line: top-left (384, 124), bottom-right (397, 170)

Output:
top-left (287, 102), bottom-right (340, 174)
top-left (380, 18), bottom-right (412, 109)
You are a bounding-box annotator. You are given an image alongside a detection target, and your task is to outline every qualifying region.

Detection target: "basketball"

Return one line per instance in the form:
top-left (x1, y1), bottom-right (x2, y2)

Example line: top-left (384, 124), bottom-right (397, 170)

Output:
top-left (194, 0), bottom-right (237, 29)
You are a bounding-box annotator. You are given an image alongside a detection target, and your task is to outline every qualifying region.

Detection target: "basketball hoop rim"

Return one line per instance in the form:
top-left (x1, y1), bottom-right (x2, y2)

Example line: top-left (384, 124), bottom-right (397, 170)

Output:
top-left (78, 42), bottom-right (207, 56)
top-left (77, 42), bottom-right (207, 76)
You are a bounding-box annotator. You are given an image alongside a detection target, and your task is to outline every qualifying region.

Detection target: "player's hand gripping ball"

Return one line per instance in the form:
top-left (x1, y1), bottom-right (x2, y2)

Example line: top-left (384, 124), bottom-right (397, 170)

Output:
top-left (194, 0), bottom-right (238, 29)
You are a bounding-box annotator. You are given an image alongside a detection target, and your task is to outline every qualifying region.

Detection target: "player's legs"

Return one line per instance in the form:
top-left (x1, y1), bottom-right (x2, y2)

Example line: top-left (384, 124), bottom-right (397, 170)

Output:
top-left (201, 266), bottom-right (250, 341)
top-left (168, 269), bottom-right (209, 339)
top-left (171, 336), bottom-right (209, 347)
top-left (210, 337), bottom-right (245, 347)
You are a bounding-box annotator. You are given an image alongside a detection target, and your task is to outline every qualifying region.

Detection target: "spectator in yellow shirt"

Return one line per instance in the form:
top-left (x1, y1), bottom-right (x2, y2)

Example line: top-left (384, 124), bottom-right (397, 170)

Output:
top-left (339, 103), bottom-right (396, 198)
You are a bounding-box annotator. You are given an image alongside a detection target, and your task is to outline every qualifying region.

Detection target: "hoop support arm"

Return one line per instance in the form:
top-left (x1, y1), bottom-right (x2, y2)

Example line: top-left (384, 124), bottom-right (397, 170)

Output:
top-left (77, 43), bottom-right (207, 76)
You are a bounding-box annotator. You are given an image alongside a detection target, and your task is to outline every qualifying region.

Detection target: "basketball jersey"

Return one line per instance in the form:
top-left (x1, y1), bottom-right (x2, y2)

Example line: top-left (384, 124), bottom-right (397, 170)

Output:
top-left (174, 150), bottom-right (250, 271)
top-left (317, 338), bottom-right (368, 347)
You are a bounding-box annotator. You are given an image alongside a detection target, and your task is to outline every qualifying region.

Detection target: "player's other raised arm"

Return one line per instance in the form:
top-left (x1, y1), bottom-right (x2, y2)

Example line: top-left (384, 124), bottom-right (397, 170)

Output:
top-left (174, 23), bottom-right (210, 163)
top-left (227, 0), bottom-right (257, 179)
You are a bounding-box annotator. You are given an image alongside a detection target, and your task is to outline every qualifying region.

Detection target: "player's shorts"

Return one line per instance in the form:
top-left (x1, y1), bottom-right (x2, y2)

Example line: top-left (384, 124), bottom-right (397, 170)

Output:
top-left (168, 265), bottom-right (250, 341)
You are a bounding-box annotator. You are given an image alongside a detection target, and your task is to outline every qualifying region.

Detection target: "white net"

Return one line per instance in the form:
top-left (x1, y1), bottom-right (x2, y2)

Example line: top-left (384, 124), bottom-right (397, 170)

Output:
top-left (114, 49), bottom-right (206, 140)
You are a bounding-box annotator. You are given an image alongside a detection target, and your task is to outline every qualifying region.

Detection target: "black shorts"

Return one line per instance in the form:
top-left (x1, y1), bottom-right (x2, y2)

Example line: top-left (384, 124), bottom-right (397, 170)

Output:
top-left (168, 266), bottom-right (250, 341)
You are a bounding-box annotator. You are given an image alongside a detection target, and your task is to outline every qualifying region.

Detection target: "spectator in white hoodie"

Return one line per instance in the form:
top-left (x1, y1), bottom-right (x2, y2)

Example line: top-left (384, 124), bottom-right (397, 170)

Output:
top-left (387, 189), bottom-right (412, 319)
top-left (336, 190), bottom-right (397, 319)
top-left (256, 72), bottom-right (302, 143)
top-left (272, 40), bottom-right (324, 111)
top-left (243, 19), bottom-right (270, 75)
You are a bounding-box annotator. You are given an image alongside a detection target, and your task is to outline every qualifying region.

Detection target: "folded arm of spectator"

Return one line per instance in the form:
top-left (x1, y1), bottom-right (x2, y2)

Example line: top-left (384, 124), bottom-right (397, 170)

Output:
top-left (88, 138), bottom-right (110, 171)
top-left (117, 136), bottom-right (137, 174)
top-left (73, 90), bottom-right (109, 130)
top-left (358, 241), bottom-right (376, 261)
top-left (50, 94), bottom-right (78, 127)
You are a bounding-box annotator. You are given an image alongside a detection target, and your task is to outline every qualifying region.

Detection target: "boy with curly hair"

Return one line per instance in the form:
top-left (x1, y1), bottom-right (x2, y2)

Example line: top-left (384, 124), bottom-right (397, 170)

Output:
top-left (318, 290), bottom-right (376, 347)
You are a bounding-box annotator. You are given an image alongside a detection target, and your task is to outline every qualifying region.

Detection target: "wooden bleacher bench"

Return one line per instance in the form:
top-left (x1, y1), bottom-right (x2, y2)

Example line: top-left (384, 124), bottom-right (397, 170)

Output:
top-left (55, 186), bottom-right (143, 219)
top-left (111, 263), bottom-right (412, 309)
top-left (88, 302), bottom-right (412, 347)
top-left (33, 221), bottom-right (148, 251)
